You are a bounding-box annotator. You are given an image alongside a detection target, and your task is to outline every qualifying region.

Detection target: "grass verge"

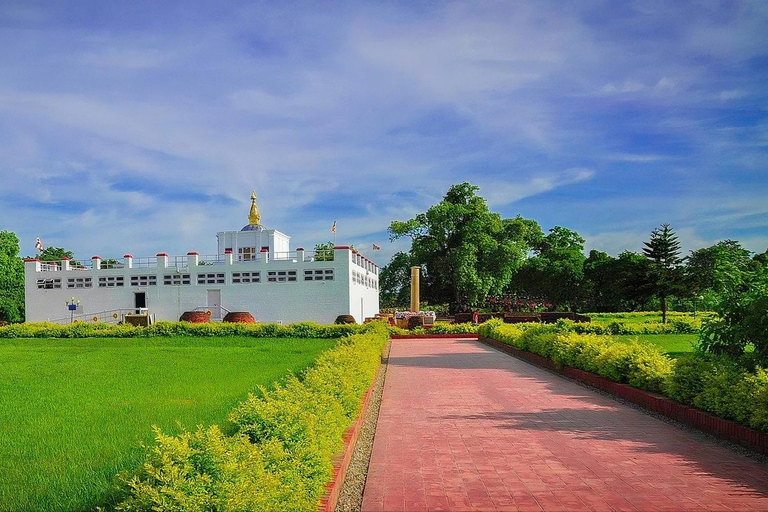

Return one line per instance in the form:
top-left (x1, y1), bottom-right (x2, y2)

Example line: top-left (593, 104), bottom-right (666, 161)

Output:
top-left (0, 336), bottom-right (336, 512)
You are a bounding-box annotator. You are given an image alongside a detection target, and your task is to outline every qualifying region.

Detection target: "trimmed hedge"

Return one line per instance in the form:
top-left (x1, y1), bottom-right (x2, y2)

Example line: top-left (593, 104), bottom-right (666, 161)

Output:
top-left (478, 319), bottom-right (768, 433)
top-left (116, 322), bottom-right (389, 511)
top-left (478, 320), bottom-right (672, 393)
top-left (559, 317), bottom-right (701, 335)
top-left (667, 354), bottom-right (768, 432)
top-left (0, 321), bottom-right (369, 339)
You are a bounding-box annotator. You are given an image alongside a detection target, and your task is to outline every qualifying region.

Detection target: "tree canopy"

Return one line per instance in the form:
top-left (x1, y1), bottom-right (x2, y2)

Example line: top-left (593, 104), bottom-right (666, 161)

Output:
top-left (0, 231), bottom-right (25, 323)
top-left (388, 182), bottom-right (538, 311)
top-left (642, 223), bottom-right (684, 323)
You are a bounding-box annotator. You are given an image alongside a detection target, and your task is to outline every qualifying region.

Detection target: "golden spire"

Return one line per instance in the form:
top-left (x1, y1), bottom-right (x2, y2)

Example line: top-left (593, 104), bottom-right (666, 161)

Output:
top-left (248, 191), bottom-right (261, 225)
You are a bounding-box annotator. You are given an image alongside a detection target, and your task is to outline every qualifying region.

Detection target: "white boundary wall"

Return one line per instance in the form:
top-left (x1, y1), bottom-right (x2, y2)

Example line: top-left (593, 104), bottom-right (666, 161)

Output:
top-left (25, 246), bottom-right (379, 324)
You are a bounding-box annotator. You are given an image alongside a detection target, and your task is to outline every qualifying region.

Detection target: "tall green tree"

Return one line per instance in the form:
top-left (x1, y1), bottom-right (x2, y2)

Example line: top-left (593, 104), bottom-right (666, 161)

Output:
top-left (699, 263), bottom-right (768, 364)
top-left (0, 231), bottom-right (25, 323)
top-left (642, 223), bottom-right (684, 323)
top-left (388, 182), bottom-right (537, 311)
top-left (685, 240), bottom-right (754, 308)
top-left (378, 251), bottom-right (414, 308)
top-left (509, 226), bottom-right (586, 310)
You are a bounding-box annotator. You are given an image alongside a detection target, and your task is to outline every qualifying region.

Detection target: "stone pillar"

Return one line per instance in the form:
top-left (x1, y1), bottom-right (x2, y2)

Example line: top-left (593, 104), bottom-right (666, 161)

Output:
top-left (61, 257), bottom-right (71, 271)
top-left (187, 251), bottom-right (199, 266)
top-left (410, 266), bottom-right (420, 313)
top-left (124, 254), bottom-right (133, 269)
top-left (157, 253), bottom-right (169, 268)
top-left (261, 247), bottom-right (269, 263)
top-left (92, 256), bottom-right (102, 270)
top-left (296, 247), bottom-right (305, 262)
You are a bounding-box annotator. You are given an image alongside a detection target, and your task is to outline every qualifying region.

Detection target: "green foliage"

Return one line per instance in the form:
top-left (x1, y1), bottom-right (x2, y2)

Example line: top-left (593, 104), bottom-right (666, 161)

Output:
top-left (405, 322), bottom-right (477, 336)
top-left (667, 354), bottom-right (768, 430)
top-left (0, 320), bottom-right (371, 339)
top-left (699, 264), bottom-right (768, 365)
top-left (117, 426), bottom-right (289, 512)
top-left (0, 335), bottom-right (336, 512)
top-left (388, 182), bottom-right (539, 311)
top-left (116, 324), bottom-right (389, 511)
top-left (643, 223), bottom-right (685, 323)
top-left (509, 226), bottom-right (586, 310)
top-left (0, 231), bottom-right (25, 323)
top-left (480, 320), bottom-right (768, 432)
top-left (479, 321), bottom-right (674, 394)
top-left (378, 251), bottom-right (413, 308)
top-left (29, 246), bottom-right (75, 261)
top-left (313, 241), bottom-right (335, 261)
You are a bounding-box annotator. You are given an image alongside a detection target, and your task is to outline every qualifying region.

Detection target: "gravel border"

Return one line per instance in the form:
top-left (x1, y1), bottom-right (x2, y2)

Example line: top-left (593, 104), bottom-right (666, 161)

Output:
top-left (479, 339), bottom-right (768, 467)
top-left (334, 342), bottom-right (391, 512)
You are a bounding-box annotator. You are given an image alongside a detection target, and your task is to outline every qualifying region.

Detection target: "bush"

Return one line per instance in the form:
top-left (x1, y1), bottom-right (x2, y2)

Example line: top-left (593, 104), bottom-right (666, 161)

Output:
top-left (0, 320), bottom-right (368, 339)
top-left (478, 320), bottom-right (673, 393)
top-left (116, 323), bottom-right (389, 511)
top-left (480, 320), bottom-right (768, 432)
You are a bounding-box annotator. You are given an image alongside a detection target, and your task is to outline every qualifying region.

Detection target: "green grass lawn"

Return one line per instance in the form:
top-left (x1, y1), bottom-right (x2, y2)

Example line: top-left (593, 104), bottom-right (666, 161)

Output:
top-left (588, 311), bottom-right (713, 324)
top-left (0, 336), bottom-right (337, 512)
top-left (615, 333), bottom-right (699, 358)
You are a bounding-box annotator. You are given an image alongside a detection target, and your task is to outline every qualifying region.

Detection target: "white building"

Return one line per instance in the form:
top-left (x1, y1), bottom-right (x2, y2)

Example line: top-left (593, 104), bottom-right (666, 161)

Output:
top-left (24, 193), bottom-right (380, 324)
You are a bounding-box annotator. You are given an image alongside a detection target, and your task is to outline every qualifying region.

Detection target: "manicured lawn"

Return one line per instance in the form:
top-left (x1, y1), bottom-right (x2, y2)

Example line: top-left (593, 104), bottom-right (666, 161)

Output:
top-left (0, 336), bottom-right (337, 512)
top-left (588, 311), bottom-right (713, 324)
top-left (615, 334), bottom-right (698, 358)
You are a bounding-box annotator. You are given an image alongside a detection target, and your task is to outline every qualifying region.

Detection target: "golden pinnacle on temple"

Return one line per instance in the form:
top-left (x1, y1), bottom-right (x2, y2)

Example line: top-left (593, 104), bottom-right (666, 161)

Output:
top-left (248, 191), bottom-right (261, 225)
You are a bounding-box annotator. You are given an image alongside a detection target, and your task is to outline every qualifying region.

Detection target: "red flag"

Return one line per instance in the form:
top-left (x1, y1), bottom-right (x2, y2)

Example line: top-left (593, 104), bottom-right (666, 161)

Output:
top-left (331, 220), bottom-right (337, 233)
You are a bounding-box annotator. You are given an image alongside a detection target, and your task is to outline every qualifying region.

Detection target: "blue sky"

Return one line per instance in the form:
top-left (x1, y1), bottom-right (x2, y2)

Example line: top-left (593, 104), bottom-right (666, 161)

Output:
top-left (1, 0), bottom-right (766, 264)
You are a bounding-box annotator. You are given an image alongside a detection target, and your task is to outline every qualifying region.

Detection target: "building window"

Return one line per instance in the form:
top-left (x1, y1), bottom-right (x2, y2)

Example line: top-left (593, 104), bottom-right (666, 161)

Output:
top-left (232, 272), bottom-right (260, 283)
top-left (67, 277), bottom-right (92, 289)
top-left (267, 270), bottom-right (297, 282)
top-left (197, 273), bottom-right (225, 285)
top-left (304, 269), bottom-right (334, 281)
top-left (130, 275), bottom-right (157, 286)
top-left (36, 278), bottom-right (62, 289)
top-left (98, 276), bottom-right (124, 287)
top-left (238, 247), bottom-right (257, 261)
top-left (164, 274), bottom-right (191, 285)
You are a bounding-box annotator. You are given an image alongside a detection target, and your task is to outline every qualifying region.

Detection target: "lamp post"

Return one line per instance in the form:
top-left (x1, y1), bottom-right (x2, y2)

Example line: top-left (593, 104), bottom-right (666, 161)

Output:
top-left (693, 295), bottom-right (704, 318)
top-left (66, 297), bottom-right (80, 324)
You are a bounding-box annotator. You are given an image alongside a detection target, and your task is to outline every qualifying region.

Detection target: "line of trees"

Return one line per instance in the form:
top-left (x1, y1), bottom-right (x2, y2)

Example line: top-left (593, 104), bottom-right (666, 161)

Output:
top-left (381, 183), bottom-right (768, 324)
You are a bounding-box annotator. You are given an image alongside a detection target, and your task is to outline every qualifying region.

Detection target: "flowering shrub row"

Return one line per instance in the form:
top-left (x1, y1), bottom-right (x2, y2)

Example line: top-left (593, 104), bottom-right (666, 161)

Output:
top-left (478, 320), bottom-right (768, 432)
top-left (116, 323), bottom-right (389, 511)
top-left (0, 321), bottom-right (370, 339)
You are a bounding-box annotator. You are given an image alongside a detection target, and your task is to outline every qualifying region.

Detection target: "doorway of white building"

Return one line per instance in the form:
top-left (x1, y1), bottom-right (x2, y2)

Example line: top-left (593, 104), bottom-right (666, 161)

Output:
top-left (207, 290), bottom-right (221, 320)
top-left (134, 292), bottom-right (146, 314)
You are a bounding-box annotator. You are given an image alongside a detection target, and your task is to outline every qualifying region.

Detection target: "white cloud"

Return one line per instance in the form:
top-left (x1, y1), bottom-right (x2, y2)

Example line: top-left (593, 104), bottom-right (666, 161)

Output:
top-left (482, 168), bottom-right (595, 207)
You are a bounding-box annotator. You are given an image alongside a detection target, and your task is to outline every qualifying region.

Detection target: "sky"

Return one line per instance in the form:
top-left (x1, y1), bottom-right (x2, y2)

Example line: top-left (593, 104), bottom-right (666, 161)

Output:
top-left (1, 0), bottom-right (766, 265)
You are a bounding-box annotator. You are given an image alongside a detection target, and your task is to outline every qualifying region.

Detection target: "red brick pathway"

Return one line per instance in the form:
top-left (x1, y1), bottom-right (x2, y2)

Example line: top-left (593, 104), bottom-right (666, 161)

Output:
top-left (361, 338), bottom-right (768, 512)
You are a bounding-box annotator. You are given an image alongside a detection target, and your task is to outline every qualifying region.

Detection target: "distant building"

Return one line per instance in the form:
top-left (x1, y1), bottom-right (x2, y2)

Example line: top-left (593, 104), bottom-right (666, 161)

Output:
top-left (24, 193), bottom-right (380, 324)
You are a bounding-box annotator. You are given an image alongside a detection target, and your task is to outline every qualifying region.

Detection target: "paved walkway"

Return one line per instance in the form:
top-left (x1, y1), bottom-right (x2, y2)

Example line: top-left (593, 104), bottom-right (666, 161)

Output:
top-left (361, 338), bottom-right (768, 512)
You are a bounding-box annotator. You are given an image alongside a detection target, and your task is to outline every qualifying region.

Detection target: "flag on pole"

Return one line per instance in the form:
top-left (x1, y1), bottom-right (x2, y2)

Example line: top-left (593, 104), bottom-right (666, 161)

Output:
top-left (35, 237), bottom-right (43, 252)
top-left (373, 243), bottom-right (381, 251)
top-left (331, 220), bottom-right (336, 233)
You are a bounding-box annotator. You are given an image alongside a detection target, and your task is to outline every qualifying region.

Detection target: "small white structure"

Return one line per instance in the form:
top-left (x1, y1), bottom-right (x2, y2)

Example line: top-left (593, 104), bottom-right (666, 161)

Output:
top-left (24, 193), bottom-right (380, 324)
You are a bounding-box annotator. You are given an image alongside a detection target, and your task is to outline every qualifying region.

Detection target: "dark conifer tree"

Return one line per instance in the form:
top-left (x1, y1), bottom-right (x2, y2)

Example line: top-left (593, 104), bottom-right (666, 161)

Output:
top-left (642, 223), bottom-right (683, 323)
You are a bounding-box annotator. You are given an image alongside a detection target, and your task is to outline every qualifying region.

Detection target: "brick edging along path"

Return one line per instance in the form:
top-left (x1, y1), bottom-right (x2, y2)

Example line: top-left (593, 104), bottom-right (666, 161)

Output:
top-left (479, 335), bottom-right (768, 456)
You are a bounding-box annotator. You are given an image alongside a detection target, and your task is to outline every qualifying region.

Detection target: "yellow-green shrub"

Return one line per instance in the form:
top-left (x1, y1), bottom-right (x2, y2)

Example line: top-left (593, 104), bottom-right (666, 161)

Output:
top-left (0, 320), bottom-right (370, 339)
top-left (116, 323), bottom-right (389, 511)
top-left (478, 320), bottom-right (672, 393)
